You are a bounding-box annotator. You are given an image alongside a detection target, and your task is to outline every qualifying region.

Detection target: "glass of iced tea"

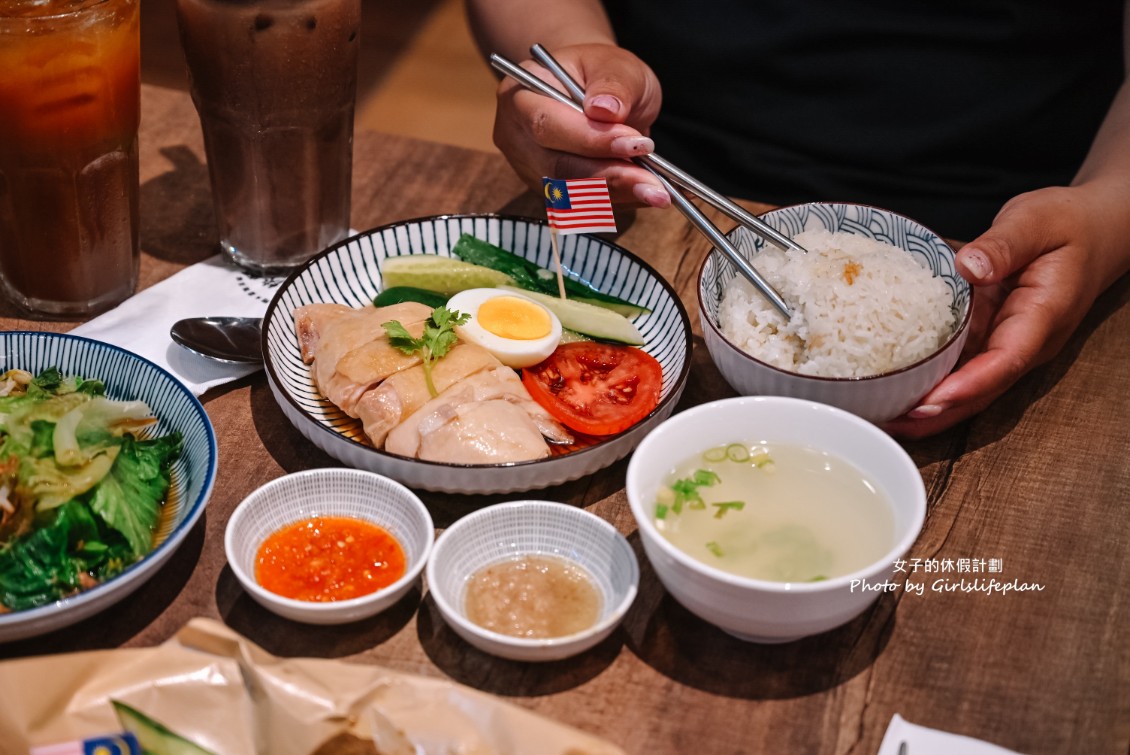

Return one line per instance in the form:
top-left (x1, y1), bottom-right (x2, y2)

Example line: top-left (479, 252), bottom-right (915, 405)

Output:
top-left (0, 0), bottom-right (141, 317)
top-left (176, 0), bottom-right (360, 275)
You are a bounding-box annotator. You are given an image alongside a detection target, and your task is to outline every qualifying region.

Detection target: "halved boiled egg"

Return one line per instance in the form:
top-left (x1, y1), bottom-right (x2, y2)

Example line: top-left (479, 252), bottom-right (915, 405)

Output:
top-left (447, 288), bottom-right (562, 368)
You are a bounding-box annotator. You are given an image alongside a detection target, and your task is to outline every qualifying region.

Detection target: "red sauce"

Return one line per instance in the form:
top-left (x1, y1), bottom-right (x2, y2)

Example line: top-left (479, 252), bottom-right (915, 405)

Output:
top-left (255, 516), bottom-right (406, 602)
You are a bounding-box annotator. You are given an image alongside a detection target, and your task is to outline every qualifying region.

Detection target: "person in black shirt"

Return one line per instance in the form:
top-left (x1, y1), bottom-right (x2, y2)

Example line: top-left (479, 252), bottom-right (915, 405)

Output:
top-left (467, 0), bottom-right (1130, 437)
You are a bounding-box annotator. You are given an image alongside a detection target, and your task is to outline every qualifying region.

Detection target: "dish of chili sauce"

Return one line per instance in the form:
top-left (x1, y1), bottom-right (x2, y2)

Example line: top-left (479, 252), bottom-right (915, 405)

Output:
top-left (255, 516), bottom-right (406, 602)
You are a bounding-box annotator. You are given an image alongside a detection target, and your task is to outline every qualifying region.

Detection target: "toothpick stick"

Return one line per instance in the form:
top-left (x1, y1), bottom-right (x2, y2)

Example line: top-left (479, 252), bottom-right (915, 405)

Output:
top-left (549, 229), bottom-right (567, 299)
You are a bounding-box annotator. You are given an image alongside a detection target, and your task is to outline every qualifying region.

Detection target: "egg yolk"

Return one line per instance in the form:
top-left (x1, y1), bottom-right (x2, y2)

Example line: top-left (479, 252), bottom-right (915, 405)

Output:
top-left (477, 296), bottom-right (552, 340)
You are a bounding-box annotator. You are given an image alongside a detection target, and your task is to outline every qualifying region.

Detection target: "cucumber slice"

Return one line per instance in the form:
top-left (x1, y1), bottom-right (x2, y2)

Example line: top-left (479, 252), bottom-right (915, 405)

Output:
top-left (380, 255), bottom-right (514, 296)
top-left (372, 286), bottom-right (448, 308)
top-left (113, 700), bottom-right (217, 755)
top-left (559, 328), bottom-right (592, 344)
top-left (497, 286), bottom-right (644, 345)
top-left (567, 295), bottom-right (649, 319)
top-left (451, 234), bottom-right (651, 317)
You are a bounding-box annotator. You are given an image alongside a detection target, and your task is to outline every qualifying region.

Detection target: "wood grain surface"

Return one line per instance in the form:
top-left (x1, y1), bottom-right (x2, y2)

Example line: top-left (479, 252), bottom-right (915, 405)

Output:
top-left (1, 84), bottom-right (1127, 755)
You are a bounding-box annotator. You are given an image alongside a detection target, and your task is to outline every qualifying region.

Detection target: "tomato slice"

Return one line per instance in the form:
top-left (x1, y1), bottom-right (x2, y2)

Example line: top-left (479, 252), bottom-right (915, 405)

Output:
top-left (521, 342), bottom-right (663, 436)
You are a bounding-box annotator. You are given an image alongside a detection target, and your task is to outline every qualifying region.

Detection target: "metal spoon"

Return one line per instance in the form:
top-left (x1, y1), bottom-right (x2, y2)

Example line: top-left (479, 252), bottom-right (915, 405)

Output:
top-left (170, 316), bottom-right (263, 364)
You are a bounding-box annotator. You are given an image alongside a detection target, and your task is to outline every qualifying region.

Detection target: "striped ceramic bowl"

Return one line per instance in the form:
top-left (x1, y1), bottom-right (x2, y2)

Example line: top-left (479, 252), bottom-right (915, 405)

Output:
top-left (699, 203), bottom-right (973, 423)
top-left (0, 332), bottom-right (217, 642)
top-left (262, 214), bottom-right (692, 494)
top-left (426, 500), bottom-right (639, 661)
top-left (225, 468), bottom-right (434, 624)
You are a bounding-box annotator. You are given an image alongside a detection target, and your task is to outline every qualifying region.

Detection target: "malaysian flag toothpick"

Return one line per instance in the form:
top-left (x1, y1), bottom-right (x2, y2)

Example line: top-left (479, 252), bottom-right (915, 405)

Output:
top-left (543, 177), bottom-right (617, 235)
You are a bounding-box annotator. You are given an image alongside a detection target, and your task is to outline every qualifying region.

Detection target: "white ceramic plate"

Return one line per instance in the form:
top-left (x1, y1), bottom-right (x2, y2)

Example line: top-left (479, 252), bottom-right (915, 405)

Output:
top-left (262, 214), bottom-right (692, 494)
top-left (0, 332), bottom-right (217, 642)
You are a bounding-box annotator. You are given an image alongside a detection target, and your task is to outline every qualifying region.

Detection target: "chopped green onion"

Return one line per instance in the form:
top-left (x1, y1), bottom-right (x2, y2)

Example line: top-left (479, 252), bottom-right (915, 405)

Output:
top-left (750, 448), bottom-right (773, 468)
top-left (807, 575), bottom-right (827, 582)
top-left (705, 541), bottom-right (724, 558)
top-left (655, 503), bottom-right (669, 521)
top-left (711, 501), bottom-right (746, 518)
top-left (671, 480), bottom-right (696, 501)
top-left (668, 470), bottom-right (720, 514)
top-left (691, 469), bottom-right (720, 486)
top-left (725, 443), bottom-right (750, 462)
top-left (703, 446), bottom-right (727, 463)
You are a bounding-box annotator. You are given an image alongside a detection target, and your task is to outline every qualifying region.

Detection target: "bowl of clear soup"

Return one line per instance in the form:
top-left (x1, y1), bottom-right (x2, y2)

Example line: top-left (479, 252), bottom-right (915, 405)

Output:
top-left (625, 396), bottom-right (926, 643)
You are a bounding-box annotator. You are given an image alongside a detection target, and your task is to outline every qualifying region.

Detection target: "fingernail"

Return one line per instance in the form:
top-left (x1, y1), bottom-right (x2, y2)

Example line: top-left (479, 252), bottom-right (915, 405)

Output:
top-left (610, 135), bottom-right (654, 157)
top-left (960, 250), bottom-right (992, 282)
top-left (589, 94), bottom-right (622, 116)
top-left (633, 183), bottom-right (670, 208)
top-left (907, 404), bottom-right (944, 419)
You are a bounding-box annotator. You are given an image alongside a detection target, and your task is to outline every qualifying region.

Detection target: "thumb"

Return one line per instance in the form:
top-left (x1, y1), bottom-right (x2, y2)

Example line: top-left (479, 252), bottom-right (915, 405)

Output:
top-left (955, 195), bottom-right (1055, 286)
top-left (577, 51), bottom-right (661, 131)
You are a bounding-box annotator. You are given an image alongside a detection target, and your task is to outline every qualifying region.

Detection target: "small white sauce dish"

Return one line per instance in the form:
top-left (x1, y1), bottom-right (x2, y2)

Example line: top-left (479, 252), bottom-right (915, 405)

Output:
top-left (426, 500), bottom-right (639, 662)
top-left (625, 396), bottom-right (926, 643)
top-left (225, 468), bottom-right (434, 624)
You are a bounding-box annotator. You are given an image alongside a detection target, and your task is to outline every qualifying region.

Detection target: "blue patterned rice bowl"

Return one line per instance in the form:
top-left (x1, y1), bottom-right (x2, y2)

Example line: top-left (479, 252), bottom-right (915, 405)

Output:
top-left (699, 203), bottom-right (973, 423)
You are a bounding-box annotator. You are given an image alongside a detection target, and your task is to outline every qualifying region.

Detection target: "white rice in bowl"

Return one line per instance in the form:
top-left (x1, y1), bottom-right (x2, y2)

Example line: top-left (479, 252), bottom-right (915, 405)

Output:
top-left (719, 229), bottom-right (956, 378)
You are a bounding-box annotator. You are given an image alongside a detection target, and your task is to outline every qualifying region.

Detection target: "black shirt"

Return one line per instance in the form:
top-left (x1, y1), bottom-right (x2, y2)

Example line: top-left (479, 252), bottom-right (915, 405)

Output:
top-left (605, 0), bottom-right (1125, 239)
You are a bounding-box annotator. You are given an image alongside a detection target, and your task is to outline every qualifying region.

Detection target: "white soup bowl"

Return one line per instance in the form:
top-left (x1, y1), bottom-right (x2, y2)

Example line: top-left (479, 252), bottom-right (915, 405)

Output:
top-left (626, 396), bottom-right (925, 643)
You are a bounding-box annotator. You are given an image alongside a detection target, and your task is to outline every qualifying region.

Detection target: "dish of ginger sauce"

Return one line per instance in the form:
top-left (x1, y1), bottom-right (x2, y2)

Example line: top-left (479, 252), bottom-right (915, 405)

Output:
top-left (255, 516), bottom-right (406, 602)
top-left (464, 555), bottom-right (601, 638)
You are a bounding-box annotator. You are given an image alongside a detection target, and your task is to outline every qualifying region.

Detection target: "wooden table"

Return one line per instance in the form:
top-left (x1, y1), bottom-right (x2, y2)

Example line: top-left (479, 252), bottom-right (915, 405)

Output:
top-left (2, 84), bottom-right (1127, 755)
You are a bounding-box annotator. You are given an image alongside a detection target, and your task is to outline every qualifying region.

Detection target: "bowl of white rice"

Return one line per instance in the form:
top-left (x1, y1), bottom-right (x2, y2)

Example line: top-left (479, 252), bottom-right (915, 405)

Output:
top-left (699, 203), bottom-right (972, 423)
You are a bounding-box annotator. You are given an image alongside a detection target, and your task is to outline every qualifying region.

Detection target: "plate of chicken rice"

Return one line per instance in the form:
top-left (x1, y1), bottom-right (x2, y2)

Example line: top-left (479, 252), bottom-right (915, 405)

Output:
top-left (262, 214), bottom-right (692, 494)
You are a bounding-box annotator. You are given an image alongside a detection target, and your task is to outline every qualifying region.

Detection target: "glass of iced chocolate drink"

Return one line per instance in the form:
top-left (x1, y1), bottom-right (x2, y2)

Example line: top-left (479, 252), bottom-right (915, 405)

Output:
top-left (0, 0), bottom-right (141, 317)
top-left (176, 0), bottom-right (360, 275)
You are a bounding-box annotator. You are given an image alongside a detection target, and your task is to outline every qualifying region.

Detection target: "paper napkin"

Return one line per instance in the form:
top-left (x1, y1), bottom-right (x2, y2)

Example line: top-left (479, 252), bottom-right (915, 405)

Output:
top-left (877, 714), bottom-right (1023, 755)
top-left (70, 255), bottom-right (283, 396)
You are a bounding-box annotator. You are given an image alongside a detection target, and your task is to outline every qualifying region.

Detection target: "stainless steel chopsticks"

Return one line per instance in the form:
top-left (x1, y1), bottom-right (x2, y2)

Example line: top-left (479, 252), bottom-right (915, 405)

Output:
top-left (528, 44), bottom-right (806, 256)
top-left (490, 49), bottom-right (794, 319)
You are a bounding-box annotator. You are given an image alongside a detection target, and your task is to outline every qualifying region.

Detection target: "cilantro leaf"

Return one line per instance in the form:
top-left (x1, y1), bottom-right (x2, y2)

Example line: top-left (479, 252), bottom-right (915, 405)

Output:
top-left (382, 307), bottom-right (470, 398)
top-left (383, 320), bottom-right (419, 351)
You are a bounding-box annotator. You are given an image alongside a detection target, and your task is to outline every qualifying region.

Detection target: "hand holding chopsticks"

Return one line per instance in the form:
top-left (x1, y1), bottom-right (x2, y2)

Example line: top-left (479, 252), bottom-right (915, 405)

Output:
top-left (491, 47), bottom-right (798, 319)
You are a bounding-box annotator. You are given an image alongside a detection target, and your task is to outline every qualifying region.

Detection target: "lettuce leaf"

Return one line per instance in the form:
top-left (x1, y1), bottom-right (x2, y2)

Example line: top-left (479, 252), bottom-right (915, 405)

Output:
top-left (53, 396), bottom-right (152, 467)
top-left (25, 448), bottom-right (119, 512)
top-left (0, 500), bottom-right (132, 610)
top-left (90, 433), bottom-right (183, 558)
top-left (28, 420), bottom-right (55, 459)
top-left (1, 391), bottom-right (89, 463)
top-left (27, 367), bottom-right (104, 398)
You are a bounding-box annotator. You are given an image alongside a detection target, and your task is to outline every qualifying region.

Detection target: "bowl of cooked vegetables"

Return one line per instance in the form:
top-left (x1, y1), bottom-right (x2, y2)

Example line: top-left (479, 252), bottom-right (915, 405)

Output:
top-left (0, 332), bottom-right (217, 642)
top-left (625, 396), bottom-right (926, 643)
top-left (699, 202), bottom-right (973, 423)
top-left (261, 214), bottom-right (693, 494)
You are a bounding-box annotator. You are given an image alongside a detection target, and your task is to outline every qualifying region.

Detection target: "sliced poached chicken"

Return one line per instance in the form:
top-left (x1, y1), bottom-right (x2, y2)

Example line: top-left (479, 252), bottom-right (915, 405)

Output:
top-left (295, 301), bottom-right (433, 416)
top-left (294, 304), bottom-right (574, 460)
top-left (385, 365), bottom-right (572, 462)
